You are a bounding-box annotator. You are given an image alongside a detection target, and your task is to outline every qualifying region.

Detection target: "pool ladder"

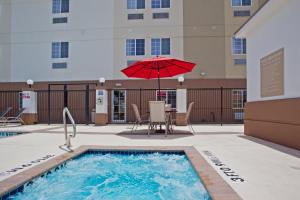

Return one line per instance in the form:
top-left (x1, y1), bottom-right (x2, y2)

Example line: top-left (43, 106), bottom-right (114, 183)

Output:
top-left (63, 107), bottom-right (76, 148)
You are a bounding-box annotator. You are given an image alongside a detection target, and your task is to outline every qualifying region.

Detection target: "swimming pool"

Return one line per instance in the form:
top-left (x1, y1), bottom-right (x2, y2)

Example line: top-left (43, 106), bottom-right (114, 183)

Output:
top-left (4, 151), bottom-right (211, 200)
top-left (0, 146), bottom-right (241, 200)
top-left (0, 132), bottom-right (21, 138)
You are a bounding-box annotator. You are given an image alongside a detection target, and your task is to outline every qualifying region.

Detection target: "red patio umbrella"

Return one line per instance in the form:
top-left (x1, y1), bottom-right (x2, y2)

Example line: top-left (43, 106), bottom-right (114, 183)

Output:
top-left (121, 57), bottom-right (196, 99)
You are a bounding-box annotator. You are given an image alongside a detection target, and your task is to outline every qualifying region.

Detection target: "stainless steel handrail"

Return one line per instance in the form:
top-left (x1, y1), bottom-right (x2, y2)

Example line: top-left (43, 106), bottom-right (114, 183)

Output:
top-left (63, 107), bottom-right (76, 147)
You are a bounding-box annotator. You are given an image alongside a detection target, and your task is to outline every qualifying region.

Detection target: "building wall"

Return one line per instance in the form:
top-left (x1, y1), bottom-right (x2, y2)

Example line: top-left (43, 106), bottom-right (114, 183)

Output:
top-left (224, 0), bottom-right (263, 79)
top-left (183, 0), bottom-right (225, 79)
top-left (236, 0), bottom-right (300, 150)
top-left (112, 0), bottom-right (184, 79)
top-left (246, 0), bottom-right (300, 102)
top-left (0, 0), bottom-right (266, 82)
top-left (10, 0), bottom-right (114, 82)
top-left (0, 0), bottom-right (11, 82)
top-left (183, 0), bottom-right (265, 79)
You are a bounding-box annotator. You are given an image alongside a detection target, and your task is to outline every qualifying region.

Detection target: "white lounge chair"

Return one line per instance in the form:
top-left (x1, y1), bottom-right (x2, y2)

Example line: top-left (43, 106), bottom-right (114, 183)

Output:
top-left (0, 107), bottom-right (12, 119)
top-left (0, 108), bottom-right (25, 126)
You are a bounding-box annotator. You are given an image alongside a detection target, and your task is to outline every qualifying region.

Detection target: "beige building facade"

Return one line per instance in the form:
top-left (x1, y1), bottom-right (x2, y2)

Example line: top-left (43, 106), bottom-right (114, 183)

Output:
top-left (183, 0), bottom-right (268, 79)
top-left (0, 0), bottom-right (267, 82)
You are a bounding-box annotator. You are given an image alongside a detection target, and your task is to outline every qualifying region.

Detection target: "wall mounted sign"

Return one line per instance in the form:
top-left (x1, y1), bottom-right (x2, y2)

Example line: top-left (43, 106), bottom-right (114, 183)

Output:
top-left (260, 48), bottom-right (284, 97)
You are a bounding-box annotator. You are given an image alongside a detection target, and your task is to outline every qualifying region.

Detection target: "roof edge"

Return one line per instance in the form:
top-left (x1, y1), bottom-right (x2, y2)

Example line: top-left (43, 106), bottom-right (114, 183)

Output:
top-left (234, 0), bottom-right (271, 37)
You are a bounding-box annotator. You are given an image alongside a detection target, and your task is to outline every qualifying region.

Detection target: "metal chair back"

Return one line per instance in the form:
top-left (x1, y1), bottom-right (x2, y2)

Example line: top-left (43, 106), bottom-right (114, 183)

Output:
top-left (131, 104), bottom-right (142, 123)
top-left (185, 102), bottom-right (195, 122)
top-left (149, 101), bottom-right (166, 123)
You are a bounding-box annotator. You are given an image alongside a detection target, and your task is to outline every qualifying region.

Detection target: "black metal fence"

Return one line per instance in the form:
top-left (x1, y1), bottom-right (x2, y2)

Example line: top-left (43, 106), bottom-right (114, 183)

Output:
top-left (0, 87), bottom-right (246, 124)
top-left (0, 90), bottom-right (21, 117)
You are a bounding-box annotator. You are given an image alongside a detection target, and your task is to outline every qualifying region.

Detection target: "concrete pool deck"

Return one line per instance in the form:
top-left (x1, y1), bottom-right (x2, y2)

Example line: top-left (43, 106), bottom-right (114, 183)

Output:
top-left (0, 124), bottom-right (300, 199)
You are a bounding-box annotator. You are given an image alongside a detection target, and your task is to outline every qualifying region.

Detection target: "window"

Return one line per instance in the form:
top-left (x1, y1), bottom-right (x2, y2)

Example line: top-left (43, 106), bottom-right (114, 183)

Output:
top-left (153, 12), bottom-right (169, 19)
top-left (127, 60), bottom-right (138, 66)
top-left (234, 59), bottom-right (247, 65)
top-left (126, 39), bottom-right (145, 56)
top-left (151, 38), bottom-right (170, 55)
top-left (127, 0), bottom-right (145, 9)
top-left (53, 17), bottom-right (68, 23)
top-left (152, 0), bottom-right (170, 8)
top-left (52, 0), bottom-right (69, 13)
top-left (128, 13), bottom-right (144, 20)
top-left (52, 42), bottom-right (69, 58)
top-left (234, 10), bottom-right (251, 17)
top-left (232, 89), bottom-right (247, 109)
top-left (156, 90), bottom-right (176, 108)
top-left (232, 37), bottom-right (246, 55)
top-left (52, 62), bottom-right (67, 69)
top-left (232, 0), bottom-right (251, 7)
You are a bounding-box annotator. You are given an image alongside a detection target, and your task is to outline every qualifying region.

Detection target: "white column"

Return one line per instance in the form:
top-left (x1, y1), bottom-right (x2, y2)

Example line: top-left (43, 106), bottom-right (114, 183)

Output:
top-left (176, 88), bottom-right (187, 126)
top-left (95, 89), bottom-right (108, 125)
top-left (22, 91), bottom-right (37, 114)
top-left (96, 89), bottom-right (108, 114)
top-left (176, 89), bottom-right (187, 113)
top-left (21, 90), bottom-right (38, 124)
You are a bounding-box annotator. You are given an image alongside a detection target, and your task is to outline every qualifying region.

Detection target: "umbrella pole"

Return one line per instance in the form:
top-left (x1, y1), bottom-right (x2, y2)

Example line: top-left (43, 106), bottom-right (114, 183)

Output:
top-left (158, 72), bottom-right (161, 101)
top-left (157, 65), bottom-right (163, 132)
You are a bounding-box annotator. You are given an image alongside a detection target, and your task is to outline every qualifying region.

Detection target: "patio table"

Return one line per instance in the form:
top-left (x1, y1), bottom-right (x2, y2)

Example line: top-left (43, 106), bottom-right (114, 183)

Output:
top-left (165, 109), bottom-right (176, 134)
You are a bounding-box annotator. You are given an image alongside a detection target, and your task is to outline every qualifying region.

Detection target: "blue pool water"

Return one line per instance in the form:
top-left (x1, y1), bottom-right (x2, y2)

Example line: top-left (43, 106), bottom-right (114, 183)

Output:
top-left (0, 132), bottom-right (19, 138)
top-left (8, 152), bottom-right (211, 200)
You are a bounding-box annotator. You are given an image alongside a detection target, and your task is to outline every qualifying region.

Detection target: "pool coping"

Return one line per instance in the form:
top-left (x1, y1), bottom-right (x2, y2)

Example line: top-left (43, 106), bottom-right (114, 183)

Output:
top-left (0, 146), bottom-right (241, 200)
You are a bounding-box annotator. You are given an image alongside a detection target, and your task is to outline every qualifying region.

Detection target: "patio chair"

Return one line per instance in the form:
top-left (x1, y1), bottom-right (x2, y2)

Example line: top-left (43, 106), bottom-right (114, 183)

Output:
top-left (0, 108), bottom-right (25, 126)
top-left (148, 101), bottom-right (168, 136)
top-left (0, 107), bottom-right (12, 119)
top-left (186, 102), bottom-right (195, 133)
top-left (131, 104), bottom-right (149, 134)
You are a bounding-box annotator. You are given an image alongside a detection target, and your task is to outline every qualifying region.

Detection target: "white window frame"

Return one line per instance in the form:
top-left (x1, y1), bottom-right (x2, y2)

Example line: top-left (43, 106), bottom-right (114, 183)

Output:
top-left (52, 42), bottom-right (69, 59)
top-left (52, 0), bottom-right (69, 14)
top-left (151, 38), bottom-right (171, 56)
top-left (231, 0), bottom-right (252, 7)
top-left (126, 39), bottom-right (145, 56)
top-left (127, 0), bottom-right (145, 10)
top-left (232, 89), bottom-right (247, 109)
top-left (111, 90), bottom-right (127, 123)
top-left (156, 90), bottom-right (177, 108)
top-left (151, 0), bottom-right (171, 9)
top-left (232, 37), bottom-right (246, 55)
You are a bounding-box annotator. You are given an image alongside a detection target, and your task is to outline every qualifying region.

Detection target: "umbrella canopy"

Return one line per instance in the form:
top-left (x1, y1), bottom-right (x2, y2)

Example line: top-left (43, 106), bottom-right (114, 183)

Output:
top-left (121, 57), bottom-right (196, 100)
top-left (121, 57), bottom-right (196, 79)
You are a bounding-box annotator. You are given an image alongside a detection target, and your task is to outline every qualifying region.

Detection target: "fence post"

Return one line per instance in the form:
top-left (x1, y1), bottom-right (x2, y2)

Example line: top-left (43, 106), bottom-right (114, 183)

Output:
top-left (63, 85), bottom-right (68, 108)
top-left (139, 88), bottom-right (142, 113)
top-left (48, 84), bottom-right (50, 125)
top-left (220, 87), bottom-right (223, 126)
top-left (85, 84), bottom-right (90, 125)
